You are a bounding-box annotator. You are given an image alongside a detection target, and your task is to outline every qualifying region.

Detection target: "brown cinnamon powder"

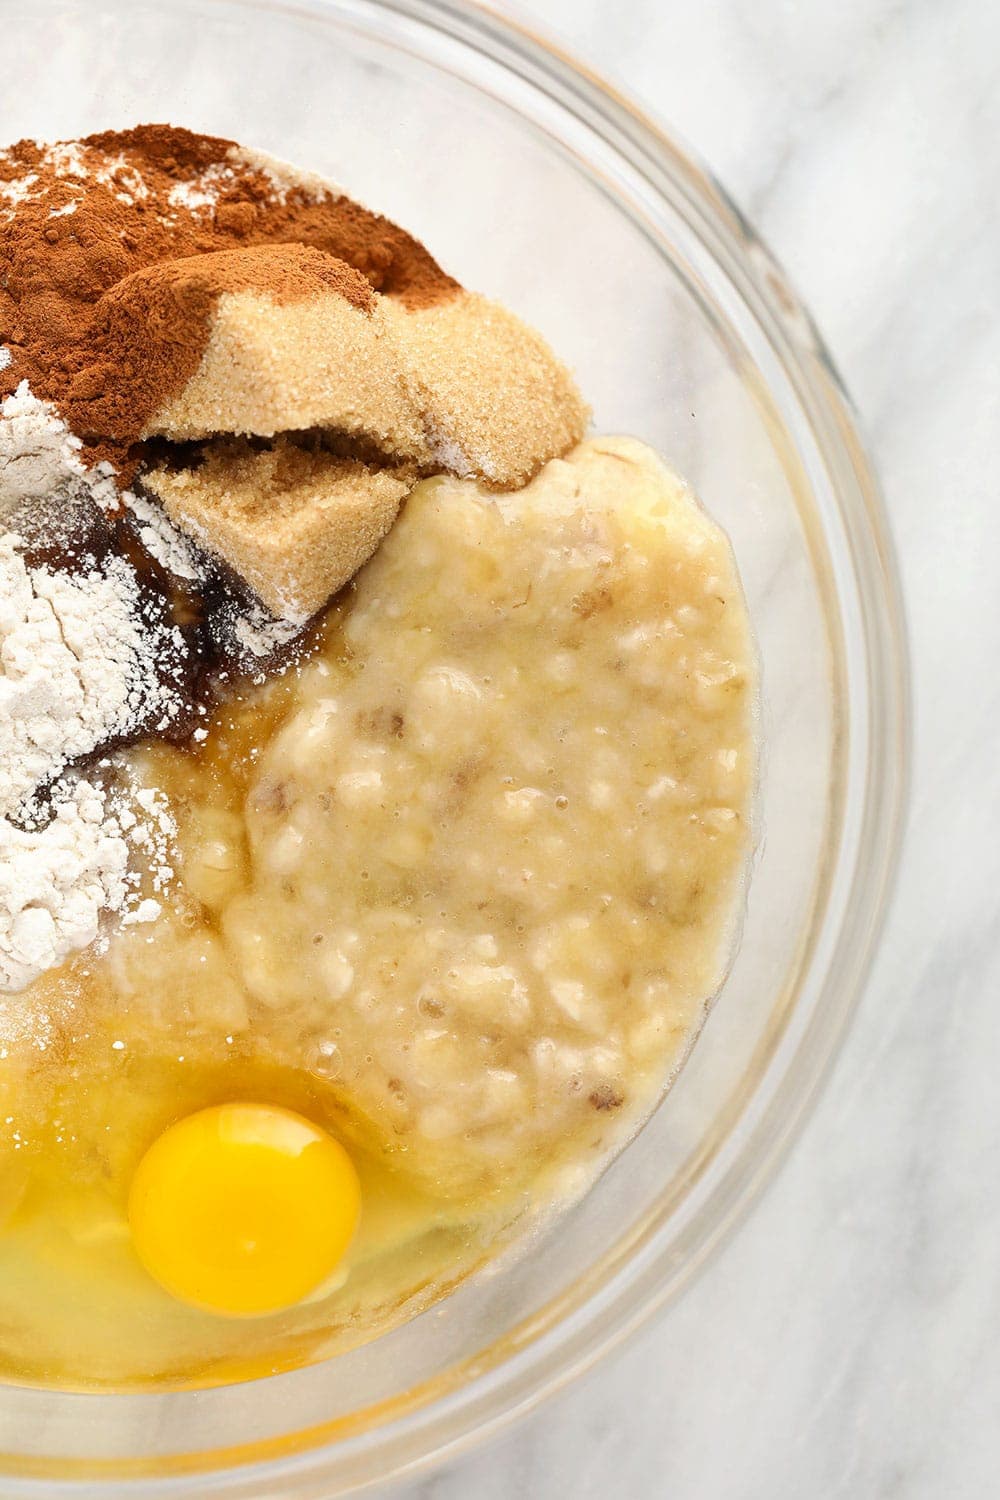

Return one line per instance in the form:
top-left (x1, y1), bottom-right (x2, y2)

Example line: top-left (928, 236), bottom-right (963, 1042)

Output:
top-left (0, 125), bottom-right (457, 465)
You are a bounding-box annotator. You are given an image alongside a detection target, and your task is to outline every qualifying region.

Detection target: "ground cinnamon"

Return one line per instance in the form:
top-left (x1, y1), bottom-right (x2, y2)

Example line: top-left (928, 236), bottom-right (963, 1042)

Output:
top-left (0, 124), bottom-right (457, 468)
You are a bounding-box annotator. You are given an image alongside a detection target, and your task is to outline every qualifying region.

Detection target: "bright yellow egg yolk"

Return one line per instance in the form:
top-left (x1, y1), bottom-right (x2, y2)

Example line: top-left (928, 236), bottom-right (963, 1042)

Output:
top-left (128, 1103), bottom-right (361, 1317)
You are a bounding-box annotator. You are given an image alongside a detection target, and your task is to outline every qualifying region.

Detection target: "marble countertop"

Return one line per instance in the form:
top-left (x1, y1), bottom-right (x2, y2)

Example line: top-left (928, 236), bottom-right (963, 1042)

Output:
top-left (399, 2), bottom-right (1000, 1497)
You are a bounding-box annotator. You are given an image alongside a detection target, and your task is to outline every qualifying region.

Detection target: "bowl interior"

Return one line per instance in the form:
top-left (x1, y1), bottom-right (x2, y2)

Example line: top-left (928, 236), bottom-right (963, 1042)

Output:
top-left (0, 0), bottom-right (905, 1491)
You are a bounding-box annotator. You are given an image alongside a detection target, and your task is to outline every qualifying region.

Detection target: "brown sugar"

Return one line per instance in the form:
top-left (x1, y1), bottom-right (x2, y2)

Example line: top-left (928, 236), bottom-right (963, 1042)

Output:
top-left (143, 275), bottom-right (588, 490)
top-left (140, 256), bottom-right (428, 460)
top-left (141, 437), bottom-right (412, 623)
top-left (383, 293), bottom-right (588, 488)
top-left (1, 125), bottom-right (589, 618)
top-left (0, 125), bottom-right (457, 459)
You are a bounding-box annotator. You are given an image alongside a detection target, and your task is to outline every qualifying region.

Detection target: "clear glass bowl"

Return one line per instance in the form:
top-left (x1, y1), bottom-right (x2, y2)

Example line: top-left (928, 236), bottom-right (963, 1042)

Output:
top-left (0, 0), bottom-right (908, 1492)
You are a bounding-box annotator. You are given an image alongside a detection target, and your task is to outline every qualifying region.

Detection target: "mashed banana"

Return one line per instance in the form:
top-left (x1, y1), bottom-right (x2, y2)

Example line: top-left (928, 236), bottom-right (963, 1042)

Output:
top-left (0, 436), bottom-right (756, 1384)
top-left (203, 435), bottom-right (753, 1193)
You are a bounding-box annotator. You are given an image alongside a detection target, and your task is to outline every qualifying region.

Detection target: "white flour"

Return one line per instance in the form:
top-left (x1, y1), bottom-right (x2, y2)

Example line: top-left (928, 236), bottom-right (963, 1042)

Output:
top-left (0, 381), bottom-right (118, 514)
top-left (0, 381), bottom-right (82, 507)
top-left (232, 601), bottom-right (300, 660)
top-left (0, 376), bottom-right (308, 994)
top-left (0, 536), bottom-right (182, 815)
top-left (1, 138), bottom-right (321, 227)
top-left (0, 385), bottom-right (184, 993)
top-left (0, 776), bottom-right (177, 997)
top-left (0, 783), bottom-right (129, 995)
top-left (123, 489), bottom-right (208, 583)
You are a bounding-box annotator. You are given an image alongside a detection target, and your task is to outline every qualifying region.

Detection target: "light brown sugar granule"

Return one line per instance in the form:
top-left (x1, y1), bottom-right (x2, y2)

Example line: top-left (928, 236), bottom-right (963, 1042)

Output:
top-left (141, 437), bottom-right (412, 623)
top-left (141, 264), bottom-right (589, 490)
top-left (141, 274), bottom-right (428, 461)
top-left (384, 293), bottom-right (589, 489)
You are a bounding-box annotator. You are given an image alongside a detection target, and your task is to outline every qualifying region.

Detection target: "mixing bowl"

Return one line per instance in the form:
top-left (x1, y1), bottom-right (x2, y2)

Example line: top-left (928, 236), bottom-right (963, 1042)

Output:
top-left (0, 0), bottom-right (908, 1492)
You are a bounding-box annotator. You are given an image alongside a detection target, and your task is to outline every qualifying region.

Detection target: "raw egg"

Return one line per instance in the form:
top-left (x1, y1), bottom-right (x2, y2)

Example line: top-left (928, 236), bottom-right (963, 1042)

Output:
top-left (128, 1102), bottom-right (360, 1316)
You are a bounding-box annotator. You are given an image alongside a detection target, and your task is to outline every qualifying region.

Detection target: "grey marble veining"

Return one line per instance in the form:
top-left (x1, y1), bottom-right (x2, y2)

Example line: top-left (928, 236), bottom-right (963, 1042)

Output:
top-left (399, 2), bottom-right (1000, 1497)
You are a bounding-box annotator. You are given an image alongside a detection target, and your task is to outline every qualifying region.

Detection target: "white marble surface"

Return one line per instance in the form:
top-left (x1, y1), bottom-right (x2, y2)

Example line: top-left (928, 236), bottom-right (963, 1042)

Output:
top-left (398, 2), bottom-right (1000, 1497)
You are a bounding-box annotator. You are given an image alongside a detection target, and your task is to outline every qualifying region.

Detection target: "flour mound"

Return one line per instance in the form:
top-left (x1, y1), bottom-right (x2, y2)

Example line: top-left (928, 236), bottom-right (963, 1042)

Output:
top-left (0, 387), bottom-right (184, 993)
